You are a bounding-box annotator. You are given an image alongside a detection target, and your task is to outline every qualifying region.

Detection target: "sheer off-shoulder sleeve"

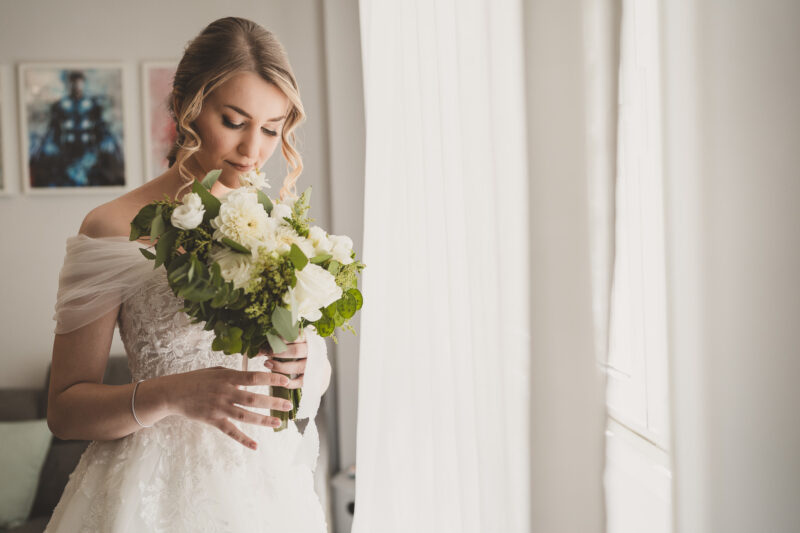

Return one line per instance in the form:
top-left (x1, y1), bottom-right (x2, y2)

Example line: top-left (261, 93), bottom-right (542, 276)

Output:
top-left (53, 234), bottom-right (160, 334)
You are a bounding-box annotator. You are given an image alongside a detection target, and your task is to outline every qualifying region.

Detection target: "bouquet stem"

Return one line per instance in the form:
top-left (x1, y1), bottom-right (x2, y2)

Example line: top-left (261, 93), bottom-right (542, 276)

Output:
top-left (270, 356), bottom-right (302, 432)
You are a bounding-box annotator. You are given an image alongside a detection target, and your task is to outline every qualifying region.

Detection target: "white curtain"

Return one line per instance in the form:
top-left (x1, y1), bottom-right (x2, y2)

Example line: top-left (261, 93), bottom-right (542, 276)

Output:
top-left (353, 0), bottom-right (621, 531)
top-left (353, 1), bottom-right (530, 532)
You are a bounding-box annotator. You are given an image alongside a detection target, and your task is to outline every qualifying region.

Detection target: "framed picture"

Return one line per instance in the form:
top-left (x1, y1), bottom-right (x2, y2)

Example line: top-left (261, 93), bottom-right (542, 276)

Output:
top-left (18, 63), bottom-right (128, 194)
top-left (142, 61), bottom-right (178, 181)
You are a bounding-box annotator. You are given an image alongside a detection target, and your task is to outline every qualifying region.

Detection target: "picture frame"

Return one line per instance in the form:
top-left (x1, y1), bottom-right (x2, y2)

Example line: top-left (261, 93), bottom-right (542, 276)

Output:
top-left (141, 61), bottom-right (178, 182)
top-left (18, 62), bottom-right (129, 195)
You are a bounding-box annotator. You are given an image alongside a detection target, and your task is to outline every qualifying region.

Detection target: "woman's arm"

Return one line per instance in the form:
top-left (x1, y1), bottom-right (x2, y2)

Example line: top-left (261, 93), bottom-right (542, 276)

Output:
top-left (47, 305), bottom-right (294, 448)
top-left (47, 305), bottom-right (170, 441)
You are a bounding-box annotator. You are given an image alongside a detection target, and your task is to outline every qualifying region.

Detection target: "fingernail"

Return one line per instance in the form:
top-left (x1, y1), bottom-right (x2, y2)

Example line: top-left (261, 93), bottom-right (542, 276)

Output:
top-left (264, 361), bottom-right (274, 369)
top-left (284, 401), bottom-right (293, 410)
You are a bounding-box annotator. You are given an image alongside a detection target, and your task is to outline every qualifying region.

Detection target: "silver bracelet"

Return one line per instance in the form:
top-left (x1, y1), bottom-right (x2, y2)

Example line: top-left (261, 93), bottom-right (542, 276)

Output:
top-left (131, 379), bottom-right (153, 428)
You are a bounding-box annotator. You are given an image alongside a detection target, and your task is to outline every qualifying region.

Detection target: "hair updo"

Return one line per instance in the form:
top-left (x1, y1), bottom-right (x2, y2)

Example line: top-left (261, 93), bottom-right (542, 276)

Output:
top-left (167, 17), bottom-right (306, 201)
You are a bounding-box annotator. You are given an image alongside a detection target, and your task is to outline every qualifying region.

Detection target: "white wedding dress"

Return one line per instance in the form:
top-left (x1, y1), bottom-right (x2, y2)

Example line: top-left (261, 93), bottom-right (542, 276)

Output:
top-left (45, 234), bottom-right (330, 532)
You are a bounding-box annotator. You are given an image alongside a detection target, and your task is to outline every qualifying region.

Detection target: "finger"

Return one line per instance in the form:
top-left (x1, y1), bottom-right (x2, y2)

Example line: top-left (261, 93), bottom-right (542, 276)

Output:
top-left (225, 404), bottom-right (286, 428)
top-left (265, 357), bottom-right (306, 374)
top-left (231, 390), bottom-right (294, 412)
top-left (216, 419), bottom-right (259, 450)
top-left (286, 374), bottom-right (305, 390)
top-left (235, 370), bottom-right (290, 388)
top-left (267, 341), bottom-right (308, 359)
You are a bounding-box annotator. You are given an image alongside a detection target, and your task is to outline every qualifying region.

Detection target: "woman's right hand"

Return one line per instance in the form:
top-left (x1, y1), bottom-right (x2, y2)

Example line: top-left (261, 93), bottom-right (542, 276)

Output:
top-left (163, 366), bottom-right (294, 450)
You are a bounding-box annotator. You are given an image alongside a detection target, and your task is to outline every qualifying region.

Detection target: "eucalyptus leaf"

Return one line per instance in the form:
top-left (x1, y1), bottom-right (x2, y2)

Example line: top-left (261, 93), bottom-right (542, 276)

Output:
top-left (150, 205), bottom-right (165, 242)
top-left (221, 237), bottom-right (250, 254)
top-left (337, 292), bottom-right (357, 319)
top-left (130, 225), bottom-right (142, 241)
top-left (310, 252), bottom-right (332, 264)
top-left (154, 228), bottom-right (178, 268)
top-left (347, 288), bottom-right (364, 310)
top-left (139, 248), bottom-right (156, 260)
top-left (288, 243), bottom-right (308, 270)
top-left (130, 204), bottom-right (157, 241)
top-left (257, 189), bottom-right (273, 215)
top-left (201, 169), bottom-right (222, 190)
top-left (271, 306), bottom-right (299, 342)
top-left (326, 302), bottom-right (345, 327)
top-left (191, 180), bottom-right (221, 219)
top-left (315, 315), bottom-right (335, 337)
top-left (266, 331), bottom-right (287, 354)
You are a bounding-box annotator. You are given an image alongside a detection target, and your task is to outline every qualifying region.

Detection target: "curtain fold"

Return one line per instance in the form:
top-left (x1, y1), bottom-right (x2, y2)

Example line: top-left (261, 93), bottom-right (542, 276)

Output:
top-left (354, 1), bottom-right (529, 532)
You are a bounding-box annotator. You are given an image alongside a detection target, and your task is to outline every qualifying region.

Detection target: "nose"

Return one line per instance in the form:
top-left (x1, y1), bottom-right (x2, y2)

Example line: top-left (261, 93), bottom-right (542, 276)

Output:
top-left (237, 128), bottom-right (261, 162)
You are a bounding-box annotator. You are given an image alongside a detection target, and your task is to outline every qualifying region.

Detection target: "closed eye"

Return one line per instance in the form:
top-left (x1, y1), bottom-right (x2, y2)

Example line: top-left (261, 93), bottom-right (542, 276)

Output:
top-left (223, 116), bottom-right (278, 137)
top-left (222, 116), bottom-right (244, 129)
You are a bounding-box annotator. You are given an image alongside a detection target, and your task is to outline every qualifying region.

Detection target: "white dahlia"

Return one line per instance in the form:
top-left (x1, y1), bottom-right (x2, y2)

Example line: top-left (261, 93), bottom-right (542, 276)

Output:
top-left (210, 188), bottom-right (270, 251)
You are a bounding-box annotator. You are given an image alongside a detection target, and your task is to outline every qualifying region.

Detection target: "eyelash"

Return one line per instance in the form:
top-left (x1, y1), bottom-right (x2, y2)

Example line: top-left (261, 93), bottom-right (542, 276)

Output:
top-left (222, 116), bottom-right (278, 137)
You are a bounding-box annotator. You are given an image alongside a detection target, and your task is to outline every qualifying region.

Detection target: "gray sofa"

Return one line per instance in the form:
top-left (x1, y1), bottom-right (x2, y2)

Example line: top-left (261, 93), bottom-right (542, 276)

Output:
top-left (0, 355), bottom-right (131, 533)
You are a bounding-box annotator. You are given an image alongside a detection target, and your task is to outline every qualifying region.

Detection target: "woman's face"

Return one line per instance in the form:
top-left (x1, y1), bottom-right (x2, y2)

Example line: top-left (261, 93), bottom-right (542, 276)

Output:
top-left (190, 71), bottom-right (290, 187)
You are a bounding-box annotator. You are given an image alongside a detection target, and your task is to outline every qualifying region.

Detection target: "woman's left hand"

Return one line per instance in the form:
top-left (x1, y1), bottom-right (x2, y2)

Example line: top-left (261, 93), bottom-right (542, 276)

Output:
top-left (259, 340), bottom-right (307, 389)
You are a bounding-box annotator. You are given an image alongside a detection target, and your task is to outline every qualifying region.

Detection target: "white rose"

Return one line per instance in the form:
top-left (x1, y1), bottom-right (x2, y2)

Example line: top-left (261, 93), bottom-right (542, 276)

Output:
top-left (239, 170), bottom-right (270, 189)
top-left (171, 192), bottom-right (205, 230)
top-left (209, 246), bottom-right (255, 290)
top-left (329, 234), bottom-right (354, 265)
top-left (308, 225), bottom-right (333, 256)
top-left (270, 203), bottom-right (293, 222)
top-left (282, 263), bottom-right (343, 323)
top-left (210, 188), bottom-right (270, 250)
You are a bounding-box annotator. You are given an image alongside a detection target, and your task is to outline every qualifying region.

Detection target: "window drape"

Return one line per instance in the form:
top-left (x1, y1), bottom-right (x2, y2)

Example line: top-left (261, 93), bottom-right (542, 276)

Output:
top-left (353, 1), bottom-right (529, 532)
top-left (353, 1), bottom-right (620, 531)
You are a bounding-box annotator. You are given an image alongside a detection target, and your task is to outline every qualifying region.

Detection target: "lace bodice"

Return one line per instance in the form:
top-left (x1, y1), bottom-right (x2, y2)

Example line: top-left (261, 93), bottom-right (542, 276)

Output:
top-left (117, 267), bottom-right (248, 380)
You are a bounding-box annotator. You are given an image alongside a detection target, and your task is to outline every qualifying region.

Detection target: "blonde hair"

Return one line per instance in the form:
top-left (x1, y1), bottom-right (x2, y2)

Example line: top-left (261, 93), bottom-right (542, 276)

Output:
top-left (167, 17), bottom-right (306, 201)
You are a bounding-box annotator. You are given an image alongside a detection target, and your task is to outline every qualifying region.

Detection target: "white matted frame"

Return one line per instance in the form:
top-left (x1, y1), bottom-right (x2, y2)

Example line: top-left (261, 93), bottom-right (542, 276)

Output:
top-left (18, 62), bottom-right (130, 195)
top-left (141, 61), bottom-right (178, 182)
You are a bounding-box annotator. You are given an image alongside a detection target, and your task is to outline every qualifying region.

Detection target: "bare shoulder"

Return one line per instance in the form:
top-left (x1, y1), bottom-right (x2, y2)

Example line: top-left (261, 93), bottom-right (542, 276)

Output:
top-left (78, 199), bottom-right (134, 239)
top-left (79, 172), bottom-right (179, 238)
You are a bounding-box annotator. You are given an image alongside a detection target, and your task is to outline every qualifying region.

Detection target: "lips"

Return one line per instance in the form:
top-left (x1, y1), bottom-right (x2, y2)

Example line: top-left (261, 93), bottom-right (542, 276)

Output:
top-left (225, 160), bottom-right (253, 172)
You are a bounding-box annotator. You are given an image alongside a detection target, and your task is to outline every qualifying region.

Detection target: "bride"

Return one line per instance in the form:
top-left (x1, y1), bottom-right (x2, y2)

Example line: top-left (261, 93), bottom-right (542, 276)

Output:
top-left (44, 17), bottom-right (330, 532)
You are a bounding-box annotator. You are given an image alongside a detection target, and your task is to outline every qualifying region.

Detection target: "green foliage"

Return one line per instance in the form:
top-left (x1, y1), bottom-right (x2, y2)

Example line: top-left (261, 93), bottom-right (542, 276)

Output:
top-left (288, 243), bottom-right (308, 271)
top-left (310, 252), bottom-right (332, 264)
top-left (285, 186), bottom-right (313, 237)
top-left (257, 189), bottom-right (273, 215)
top-left (191, 180), bottom-right (221, 220)
top-left (221, 237), bottom-right (250, 254)
top-left (335, 260), bottom-right (366, 291)
top-left (272, 306), bottom-right (299, 342)
top-left (130, 182), bottom-right (366, 369)
top-left (201, 169), bottom-right (221, 190)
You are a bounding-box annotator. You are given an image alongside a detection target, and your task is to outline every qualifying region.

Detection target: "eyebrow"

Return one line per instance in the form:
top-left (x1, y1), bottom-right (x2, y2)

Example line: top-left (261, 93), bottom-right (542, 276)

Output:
top-left (224, 104), bottom-right (286, 122)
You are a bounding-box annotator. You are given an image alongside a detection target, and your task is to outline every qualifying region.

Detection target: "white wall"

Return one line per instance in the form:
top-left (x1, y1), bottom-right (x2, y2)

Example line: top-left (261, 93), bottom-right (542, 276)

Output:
top-left (0, 0), bottom-right (332, 388)
top-left (663, 1), bottom-right (800, 531)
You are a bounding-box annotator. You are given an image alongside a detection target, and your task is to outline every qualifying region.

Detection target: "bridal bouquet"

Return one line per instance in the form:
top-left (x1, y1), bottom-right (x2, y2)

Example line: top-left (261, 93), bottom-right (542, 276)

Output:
top-left (129, 169), bottom-right (365, 430)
